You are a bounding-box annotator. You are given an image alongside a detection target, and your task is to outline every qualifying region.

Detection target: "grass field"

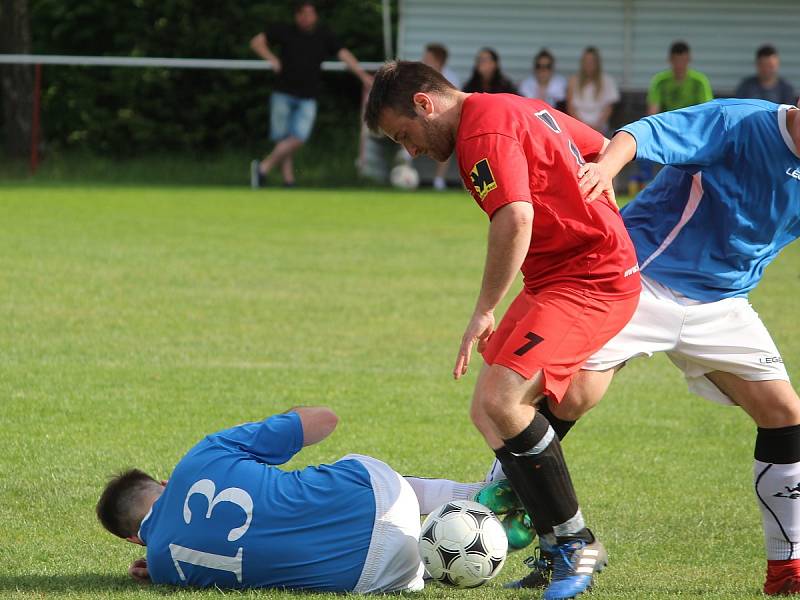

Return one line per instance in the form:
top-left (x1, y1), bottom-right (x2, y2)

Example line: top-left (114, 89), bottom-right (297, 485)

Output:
top-left (1, 185), bottom-right (798, 599)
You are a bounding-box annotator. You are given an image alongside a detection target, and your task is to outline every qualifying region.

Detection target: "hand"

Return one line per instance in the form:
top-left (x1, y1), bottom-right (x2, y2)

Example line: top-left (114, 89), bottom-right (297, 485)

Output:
top-left (577, 162), bottom-right (615, 205)
top-left (128, 558), bottom-right (150, 584)
top-left (454, 310), bottom-right (495, 379)
top-left (269, 57), bottom-right (282, 74)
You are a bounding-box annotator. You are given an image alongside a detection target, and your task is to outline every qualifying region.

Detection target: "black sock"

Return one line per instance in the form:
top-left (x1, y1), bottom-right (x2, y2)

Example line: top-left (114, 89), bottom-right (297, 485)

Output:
top-left (538, 400), bottom-right (576, 440)
top-left (503, 412), bottom-right (590, 543)
top-left (494, 446), bottom-right (554, 537)
top-left (755, 424), bottom-right (800, 463)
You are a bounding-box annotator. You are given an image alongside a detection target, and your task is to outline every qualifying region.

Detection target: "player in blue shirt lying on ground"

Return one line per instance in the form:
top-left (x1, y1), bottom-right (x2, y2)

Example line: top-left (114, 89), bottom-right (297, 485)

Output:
top-left (96, 406), bottom-right (489, 592)
top-left (491, 98), bottom-right (800, 595)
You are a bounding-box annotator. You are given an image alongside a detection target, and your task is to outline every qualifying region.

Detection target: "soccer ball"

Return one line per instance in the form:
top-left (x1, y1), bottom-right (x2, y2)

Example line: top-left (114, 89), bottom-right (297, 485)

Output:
top-left (390, 164), bottom-right (420, 190)
top-left (418, 500), bottom-right (508, 588)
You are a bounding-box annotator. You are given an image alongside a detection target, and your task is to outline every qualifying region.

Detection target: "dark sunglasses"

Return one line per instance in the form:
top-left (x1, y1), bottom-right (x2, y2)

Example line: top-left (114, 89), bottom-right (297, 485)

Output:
top-left (535, 62), bottom-right (553, 70)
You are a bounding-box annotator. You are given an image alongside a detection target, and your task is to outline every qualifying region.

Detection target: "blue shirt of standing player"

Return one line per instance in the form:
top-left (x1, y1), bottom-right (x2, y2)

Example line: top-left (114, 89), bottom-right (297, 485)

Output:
top-left (618, 99), bottom-right (800, 302)
top-left (137, 411), bottom-right (376, 591)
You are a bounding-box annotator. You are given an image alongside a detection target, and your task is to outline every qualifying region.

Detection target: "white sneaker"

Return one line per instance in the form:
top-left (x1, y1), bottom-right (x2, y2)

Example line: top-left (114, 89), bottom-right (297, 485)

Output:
top-left (433, 176), bottom-right (447, 190)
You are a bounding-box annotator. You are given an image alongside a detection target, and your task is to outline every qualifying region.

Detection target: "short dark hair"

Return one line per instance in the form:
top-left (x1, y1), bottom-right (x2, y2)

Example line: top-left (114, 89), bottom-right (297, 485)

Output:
top-left (534, 48), bottom-right (555, 67)
top-left (756, 44), bottom-right (778, 60)
top-left (96, 469), bottom-right (161, 539)
top-left (425, 43), bottom-right (448, 65)
top-left (364, 61), bottom-right (456, 133)
top-left (670, 41), bottom-right (690, 56)
top-left (293, 0), bottom-right (316, 13)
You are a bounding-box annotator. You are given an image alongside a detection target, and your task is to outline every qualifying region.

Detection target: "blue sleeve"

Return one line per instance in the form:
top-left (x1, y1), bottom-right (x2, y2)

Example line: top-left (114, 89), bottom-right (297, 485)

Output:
top-left (619, 101), bottom-right (729, 168)
top-left (217, 413), bottom-right (304, 465)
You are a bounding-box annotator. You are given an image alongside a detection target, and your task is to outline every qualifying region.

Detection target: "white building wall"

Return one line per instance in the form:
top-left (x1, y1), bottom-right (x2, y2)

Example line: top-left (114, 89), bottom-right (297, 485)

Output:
top-left (399, 0), bottom-right (800, 93)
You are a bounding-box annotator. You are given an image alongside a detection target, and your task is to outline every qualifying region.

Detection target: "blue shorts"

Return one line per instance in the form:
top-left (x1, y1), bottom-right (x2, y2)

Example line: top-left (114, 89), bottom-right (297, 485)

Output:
top-left (270, 91), bottom-right (317, 143)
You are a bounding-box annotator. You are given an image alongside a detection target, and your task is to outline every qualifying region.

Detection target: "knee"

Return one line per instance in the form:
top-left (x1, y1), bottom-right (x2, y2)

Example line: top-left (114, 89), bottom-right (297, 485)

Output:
top-left (470, 393), bottom-right (501, 433)
top-left (555, 387), bottom-right (601, 421)
top-left (754, 391), bottom-right (800, 428)
top-left (724, 378), bottom-right (800, 428)
top-left (555, 370), bottom-right (611, 421)
top-left (469, 398), bottom-right (486, 429)
top-left (479, 389), bottom-right (517, 425)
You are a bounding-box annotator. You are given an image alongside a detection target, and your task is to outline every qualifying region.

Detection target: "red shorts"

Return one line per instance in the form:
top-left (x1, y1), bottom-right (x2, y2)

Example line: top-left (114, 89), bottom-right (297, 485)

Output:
top-left (481, 287), bottom-right (639, 402)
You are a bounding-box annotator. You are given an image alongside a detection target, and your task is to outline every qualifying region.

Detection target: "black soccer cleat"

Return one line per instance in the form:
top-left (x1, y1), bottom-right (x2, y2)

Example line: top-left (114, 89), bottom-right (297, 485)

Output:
top-left (504, 542), bottom-right (556, 589)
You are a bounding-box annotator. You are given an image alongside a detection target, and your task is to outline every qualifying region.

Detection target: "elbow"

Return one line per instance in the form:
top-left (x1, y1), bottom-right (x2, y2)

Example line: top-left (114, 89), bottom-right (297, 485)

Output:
top-left (494, 201), bottom-right (533, 232)
top-left (319, 407), bottom-right (339, 436)
top-left (511, 202), bottom-right (533, 231)
top-left (249, 33), bottom-right (264, 52)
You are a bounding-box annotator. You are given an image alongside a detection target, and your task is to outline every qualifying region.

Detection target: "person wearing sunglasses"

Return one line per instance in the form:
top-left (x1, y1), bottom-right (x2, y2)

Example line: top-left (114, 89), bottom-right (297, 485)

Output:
top-left (519, 49), bottom-right (567, 111)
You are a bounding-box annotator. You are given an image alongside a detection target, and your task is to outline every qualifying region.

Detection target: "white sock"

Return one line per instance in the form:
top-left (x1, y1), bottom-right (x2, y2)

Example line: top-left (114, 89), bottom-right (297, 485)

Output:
top-left (403, 477), bottom-right (484, 515)
top-left (754, 459), bottom-right (800, 560)
top-left (485, 458), bottom-right (506, 482)
top-left (553, 509), bottom-right (586, 538)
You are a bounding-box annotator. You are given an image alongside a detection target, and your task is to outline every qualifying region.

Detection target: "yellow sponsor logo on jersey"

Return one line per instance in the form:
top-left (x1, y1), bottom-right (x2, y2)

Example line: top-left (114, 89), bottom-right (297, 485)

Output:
top-left (470, 158), bottom-right (497, 201)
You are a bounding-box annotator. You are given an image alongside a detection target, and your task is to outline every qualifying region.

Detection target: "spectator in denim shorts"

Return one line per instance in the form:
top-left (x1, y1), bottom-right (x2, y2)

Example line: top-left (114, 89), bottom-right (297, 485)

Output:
top-left (249, 1), bottom-right (373, 188)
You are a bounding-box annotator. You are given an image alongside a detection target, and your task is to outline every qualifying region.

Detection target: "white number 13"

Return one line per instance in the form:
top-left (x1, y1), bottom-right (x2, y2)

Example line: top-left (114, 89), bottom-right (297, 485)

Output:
top-left (168, 479), bottom-right (254, 583)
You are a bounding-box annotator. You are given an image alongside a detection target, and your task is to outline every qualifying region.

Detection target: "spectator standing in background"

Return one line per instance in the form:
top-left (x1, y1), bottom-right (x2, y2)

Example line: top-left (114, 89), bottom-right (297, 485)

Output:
top-left (462, 48), bottom-right (517, 95)
top-left (519, 49), bottom-right (567, 110)
top-left (249, 0), bottom-right (373, 189)
top-left (636, 41), bottom-right (712, 191)
top-left (422, 43), bottom-right (460, 190)
top-left (647, 41), bottom-right (712, 115)
top-left (423, 43), bottom-right (461, 90)
top-left (566, 47), bottom-right (620, 134)
top-left (735, 45), bottom-right (797, 105)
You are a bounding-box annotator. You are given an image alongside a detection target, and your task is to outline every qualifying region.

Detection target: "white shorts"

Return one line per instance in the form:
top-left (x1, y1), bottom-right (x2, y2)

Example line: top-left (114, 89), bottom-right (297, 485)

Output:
top-left (584, 275), bottom-right (790, 405)
top-left (346, 454), bottom-right (425, 594)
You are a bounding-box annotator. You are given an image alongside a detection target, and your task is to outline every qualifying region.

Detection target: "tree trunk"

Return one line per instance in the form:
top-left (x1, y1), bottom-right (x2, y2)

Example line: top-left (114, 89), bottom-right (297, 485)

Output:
top-left (0, 0), bottom-right (34, 158)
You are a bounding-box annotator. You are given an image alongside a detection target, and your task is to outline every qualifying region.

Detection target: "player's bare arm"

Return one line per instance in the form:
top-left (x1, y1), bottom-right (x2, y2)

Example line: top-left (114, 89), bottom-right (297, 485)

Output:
top-left (578, 131), bottom-right (637, 203)
top-left (454, 202), bottom-right (533, 380)
top-left (337, 48), bottom-right (373, 88)
top-left (289, 406), bottom-right (339, 446)
top-left (249, 32), bottom-right (281, 74)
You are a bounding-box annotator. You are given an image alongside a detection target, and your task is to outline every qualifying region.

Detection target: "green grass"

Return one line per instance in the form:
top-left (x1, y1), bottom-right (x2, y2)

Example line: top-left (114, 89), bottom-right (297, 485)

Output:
top-left (1, 186), bottom-right (798, 599)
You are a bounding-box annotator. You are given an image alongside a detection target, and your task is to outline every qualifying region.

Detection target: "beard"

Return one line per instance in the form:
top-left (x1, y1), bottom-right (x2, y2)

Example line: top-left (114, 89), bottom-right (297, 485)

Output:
top-left (422, 118), bottom-right (456, 162)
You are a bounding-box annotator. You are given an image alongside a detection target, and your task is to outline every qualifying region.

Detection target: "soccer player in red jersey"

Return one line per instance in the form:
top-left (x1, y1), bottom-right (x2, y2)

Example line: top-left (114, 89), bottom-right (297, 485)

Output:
top-left (365, 61), bottom-right (641, 600)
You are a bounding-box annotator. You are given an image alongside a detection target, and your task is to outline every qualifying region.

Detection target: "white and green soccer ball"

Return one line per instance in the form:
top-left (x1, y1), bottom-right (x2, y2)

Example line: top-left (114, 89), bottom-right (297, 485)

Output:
top-left (418, 500), bottom-right (508, 588)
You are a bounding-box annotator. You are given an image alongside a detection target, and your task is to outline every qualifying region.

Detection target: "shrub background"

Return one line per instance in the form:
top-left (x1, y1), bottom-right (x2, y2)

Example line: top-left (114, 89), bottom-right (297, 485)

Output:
top-left (27, 0), bottom-right (388, 157)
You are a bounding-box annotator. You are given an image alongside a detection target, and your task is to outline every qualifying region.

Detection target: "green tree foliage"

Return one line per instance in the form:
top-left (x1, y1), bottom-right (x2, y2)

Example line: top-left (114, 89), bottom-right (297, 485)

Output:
top-left (30, 0), bottom-right (387, 156)
top-left (1, 0), bottom-right (35, 157)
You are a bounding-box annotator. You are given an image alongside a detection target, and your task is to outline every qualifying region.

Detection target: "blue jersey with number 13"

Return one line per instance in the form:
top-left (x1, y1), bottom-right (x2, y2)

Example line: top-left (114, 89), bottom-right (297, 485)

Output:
top-left (138, 413), bottom-right (376, 591)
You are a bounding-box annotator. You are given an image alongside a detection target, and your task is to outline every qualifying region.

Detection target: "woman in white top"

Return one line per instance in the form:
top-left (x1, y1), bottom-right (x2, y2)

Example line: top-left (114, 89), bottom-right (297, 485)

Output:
top-left (567, 46), bottom-right (620, 134)
top-left (518, 49), bottom-right (567, 109)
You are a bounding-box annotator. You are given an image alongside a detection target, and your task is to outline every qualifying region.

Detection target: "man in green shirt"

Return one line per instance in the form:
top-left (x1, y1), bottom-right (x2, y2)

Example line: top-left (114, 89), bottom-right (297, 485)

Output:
top-left (647, 41), bottom-right (713, 115)
top-left (631, 40), bottom-right (714, 189)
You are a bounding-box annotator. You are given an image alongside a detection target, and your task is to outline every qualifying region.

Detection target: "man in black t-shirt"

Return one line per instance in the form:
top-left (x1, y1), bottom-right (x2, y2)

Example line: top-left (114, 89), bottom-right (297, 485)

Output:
top-left (249, 0), bottom-right (373, 188)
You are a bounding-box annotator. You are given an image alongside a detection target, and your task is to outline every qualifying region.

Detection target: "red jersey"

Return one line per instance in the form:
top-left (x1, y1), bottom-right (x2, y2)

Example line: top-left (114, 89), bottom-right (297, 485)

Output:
top-left (456, 94), bottom-right (640, 299)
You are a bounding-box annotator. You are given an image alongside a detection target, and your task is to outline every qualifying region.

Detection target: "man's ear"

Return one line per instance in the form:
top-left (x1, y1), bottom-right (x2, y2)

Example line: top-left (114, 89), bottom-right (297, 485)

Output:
top-left (412, 92), bottom-right (435, 116)
top-left (126, 535), bottom-right (145, 546)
